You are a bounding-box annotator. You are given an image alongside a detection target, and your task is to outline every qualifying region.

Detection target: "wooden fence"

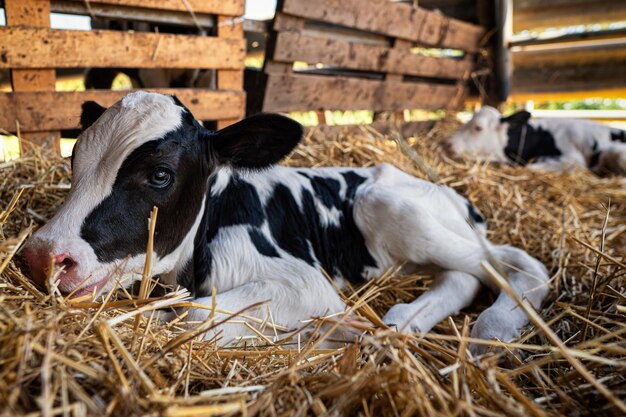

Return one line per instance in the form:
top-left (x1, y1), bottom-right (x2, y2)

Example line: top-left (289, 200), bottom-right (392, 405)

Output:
top-left (0, 0), bottom-right (246, 153)
top-left (253, 0), bottom-right (485, 115)
top-left (511, 0), bottom-right (626, 101)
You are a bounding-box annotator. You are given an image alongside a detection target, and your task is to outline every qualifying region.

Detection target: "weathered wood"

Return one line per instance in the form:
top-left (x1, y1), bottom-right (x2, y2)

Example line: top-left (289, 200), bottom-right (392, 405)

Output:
top-left (512, 61), bottom-right (626, 95)
top-left (511, 28), bottom-right (626, 48)
top-left (0, 89), bottom-right (245, 132)
top-left (51, 0), bottom-right (216, 28)
top-left (514, 0), bottom-right (626, 32)
top-left (63, 0), bottom-right (245, 16)
top-left (512, 39), bottom-right (626, 68)
top-left (262, 73), bottom-right (461, 113)
top-left (273, 13), bottom-right (389, 47)
top-left (281, 0), bottom-right (484, 52)
top-left (217, 15), bottom-right (245, 129)
top-left (273, 31), bottom-right (472, 80)
top-left (5, 0), bottom-right (60, 153)
top-left (0, 27), bottom-right (246, 69)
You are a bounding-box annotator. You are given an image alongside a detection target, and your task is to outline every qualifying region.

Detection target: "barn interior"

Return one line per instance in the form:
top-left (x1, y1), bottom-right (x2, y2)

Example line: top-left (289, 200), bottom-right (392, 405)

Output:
top-left (1, 1), bottom-right (625, 416)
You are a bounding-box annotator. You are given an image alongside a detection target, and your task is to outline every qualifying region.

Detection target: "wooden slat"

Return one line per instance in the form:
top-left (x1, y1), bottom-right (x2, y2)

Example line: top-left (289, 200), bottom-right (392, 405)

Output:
top-left (64, 0), bottom-right (245, 16)
top-left (273, 13), bottom-right (390, 47)
top-left (5, 0), bottom-right (60, 153)
top-left (0, 89), bottom-right (245, 132)
top-left (0, 27), bottom-right (245, 69)
top-left (273, 31), bottom-right (472, 80)
top-left (51, 0), bottom-right (216, 28)
top-left (216, 15), bottom-right (245, 129)
top-left (281, 0), bottom-right (484, 52)
top-left (513, 0), bottom-right (626, 32)
top-left (262, 73), bottom-right (461, 113)
top-left (512, 61), bottom-right (626, 95)
top-left (512, 39), bottom-right (626, 68)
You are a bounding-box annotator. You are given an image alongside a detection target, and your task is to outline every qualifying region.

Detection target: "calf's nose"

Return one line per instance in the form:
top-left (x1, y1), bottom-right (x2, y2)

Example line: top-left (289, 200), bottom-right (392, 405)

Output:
top-left (22, 244), bottom-right (78, 289)
top-left (442, 141), bottom-right (456, 157)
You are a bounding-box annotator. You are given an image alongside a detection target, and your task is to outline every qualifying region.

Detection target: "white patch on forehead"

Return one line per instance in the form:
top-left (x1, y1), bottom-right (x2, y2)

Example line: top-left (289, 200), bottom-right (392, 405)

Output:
top-left (62, 92), bottom-right (184, 233)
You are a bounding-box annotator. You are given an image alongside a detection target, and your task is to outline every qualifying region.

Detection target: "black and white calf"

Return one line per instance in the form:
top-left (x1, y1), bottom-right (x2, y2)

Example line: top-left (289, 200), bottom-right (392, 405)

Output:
top-left (444, 106), bottom-right (626, 175)
top-left (23, 92), bottom-right (549, 353)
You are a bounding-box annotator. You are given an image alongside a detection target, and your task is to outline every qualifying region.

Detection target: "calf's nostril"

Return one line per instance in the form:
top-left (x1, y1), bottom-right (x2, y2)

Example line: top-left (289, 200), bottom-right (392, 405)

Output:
top-left (54, 254), bottom-right (76, 271)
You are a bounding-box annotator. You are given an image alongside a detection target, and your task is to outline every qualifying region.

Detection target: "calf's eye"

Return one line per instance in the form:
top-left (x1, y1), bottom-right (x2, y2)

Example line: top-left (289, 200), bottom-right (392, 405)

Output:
top-left (149, 168), bottom-right (173, 188)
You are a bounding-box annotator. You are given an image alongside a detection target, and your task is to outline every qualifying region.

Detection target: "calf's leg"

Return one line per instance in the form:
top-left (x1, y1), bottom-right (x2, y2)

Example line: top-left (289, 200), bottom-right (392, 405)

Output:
top-left (470, 245), bottom-right (550, 355)
top-left (354, 169), bottom-right (550, 349)
top-left (185, 279), bottom-right (346, 345)
top-left (383, 270), bottom-right (482, 334)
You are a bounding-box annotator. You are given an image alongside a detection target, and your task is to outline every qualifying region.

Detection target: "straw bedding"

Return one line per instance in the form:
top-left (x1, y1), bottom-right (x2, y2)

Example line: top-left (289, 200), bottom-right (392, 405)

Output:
top-left (1, 122), bottom-right (625, 417)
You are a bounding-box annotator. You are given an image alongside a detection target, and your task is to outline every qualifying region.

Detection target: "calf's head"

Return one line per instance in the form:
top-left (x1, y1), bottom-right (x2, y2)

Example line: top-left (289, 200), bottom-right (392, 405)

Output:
top-left (444, 106), bottom-right (530, 162)
top-left (22, 91), bottom-right (302, 297)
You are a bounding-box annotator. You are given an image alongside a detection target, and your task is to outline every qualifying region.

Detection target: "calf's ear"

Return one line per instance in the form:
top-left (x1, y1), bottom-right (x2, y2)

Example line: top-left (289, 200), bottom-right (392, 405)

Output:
top-left (80, 101), bottom-right (108, 130)
top-left (500, 110), bottom-right (531, 127)
top-left (208, 113), bottom-right (303, 169)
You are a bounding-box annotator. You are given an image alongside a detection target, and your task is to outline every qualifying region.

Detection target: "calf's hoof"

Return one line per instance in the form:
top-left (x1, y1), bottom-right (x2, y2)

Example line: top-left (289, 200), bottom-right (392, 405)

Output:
top-left (382, 304), bottom-right (423, 334)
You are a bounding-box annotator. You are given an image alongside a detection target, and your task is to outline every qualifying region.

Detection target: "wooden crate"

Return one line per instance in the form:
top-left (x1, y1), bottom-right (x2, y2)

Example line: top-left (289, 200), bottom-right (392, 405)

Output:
top-left (258, 0), bottom-right (485, 115)
top-left (0, 0), bottom-right (246, 154)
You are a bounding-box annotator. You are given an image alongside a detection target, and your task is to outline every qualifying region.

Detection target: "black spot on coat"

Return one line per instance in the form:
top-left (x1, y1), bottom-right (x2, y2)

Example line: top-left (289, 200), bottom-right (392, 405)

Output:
top-left (205, 174), bottom-right (265, 241)
top-left (248, 228), bottom-right (280, 258)
top-left (504, 122), bottom-right (562, 165)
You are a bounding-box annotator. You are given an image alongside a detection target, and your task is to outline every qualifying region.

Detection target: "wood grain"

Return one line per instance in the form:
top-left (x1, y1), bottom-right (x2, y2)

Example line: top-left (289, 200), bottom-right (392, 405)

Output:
top-left (217, 15), bottom-right (245, 129)
top-left (262, 73), bottom-right (461, 113)
top-left (273, 31), bottom-right (472, 80)
top-left (0, 89), bottom-right (245, 132)
top-left (62, 0), bottom-right (245, 16)
top-left (281, 0), bottom-right (484, 52)
top-left (4, 0), bottom-right (60, 152)
top-left (0, 27), bottom-right (246, 69)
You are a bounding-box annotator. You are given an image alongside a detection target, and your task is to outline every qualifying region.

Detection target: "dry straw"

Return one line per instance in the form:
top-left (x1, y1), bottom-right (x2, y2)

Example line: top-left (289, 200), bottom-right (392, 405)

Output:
top-left (1, 121), bottom-right (624, 416)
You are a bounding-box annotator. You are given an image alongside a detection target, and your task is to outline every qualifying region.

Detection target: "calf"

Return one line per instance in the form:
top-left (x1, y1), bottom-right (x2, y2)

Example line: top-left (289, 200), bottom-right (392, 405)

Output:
top-left (444, 106), bottom-right (626, 175)
top-left (23, 92), bottom-right (549, 354)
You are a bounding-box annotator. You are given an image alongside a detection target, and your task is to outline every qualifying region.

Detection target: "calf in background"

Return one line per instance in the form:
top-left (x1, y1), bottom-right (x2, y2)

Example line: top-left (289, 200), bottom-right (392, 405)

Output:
top-left (444, 106), bottom-right (626, 176)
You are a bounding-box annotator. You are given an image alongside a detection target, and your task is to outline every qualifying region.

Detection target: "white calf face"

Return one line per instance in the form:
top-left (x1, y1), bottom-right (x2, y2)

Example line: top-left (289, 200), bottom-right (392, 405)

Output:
top-left (444, 106), bottom-right (509, 162)
top-left (22, 92), bottom-right (207, 296)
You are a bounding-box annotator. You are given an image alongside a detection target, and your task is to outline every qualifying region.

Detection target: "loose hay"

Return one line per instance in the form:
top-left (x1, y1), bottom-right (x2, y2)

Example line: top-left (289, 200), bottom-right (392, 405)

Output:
top-left (1, 122), bottom-right (625, 417)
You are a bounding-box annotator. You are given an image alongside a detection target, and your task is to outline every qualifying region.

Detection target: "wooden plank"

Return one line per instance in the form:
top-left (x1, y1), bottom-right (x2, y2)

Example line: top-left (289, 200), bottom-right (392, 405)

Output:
top-left (512, 39), bottom-right (626, 68)
top-left (273, 31), bottom-right (472, 80)
top-left (51, 0), bottom-right (216, 28)
top-left (0, 27), bottom-right (245, 69)
top-left (262, 73), bottom-right (461, 113)
top-left (280, 0), bottom-right (484, 52)
top-left (510, 89), bottom-right (626, 103)
top-left (273, 13), bottom-right (390, 47)
top-left (511, 28), bottom-right (626, 48)
top-left (5, 0), bottom-right (60, 153)
top-left (217, 15), bottom-right (245, 129)
top-left (0, 89), bottom-right (245, 132)
top-left (63, 0), bottom-right (245, 16)
top-left (512, 61), bottom-right (626, 95)
top-left (513, 0), bottom-right (626, 32)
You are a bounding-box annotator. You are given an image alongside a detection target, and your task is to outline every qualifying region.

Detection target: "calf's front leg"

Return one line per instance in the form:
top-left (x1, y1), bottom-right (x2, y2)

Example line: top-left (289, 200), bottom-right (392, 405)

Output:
top-left (383, 271), bottom-right (482, 334)
top-left (185, 279), bottom-right (346, 345)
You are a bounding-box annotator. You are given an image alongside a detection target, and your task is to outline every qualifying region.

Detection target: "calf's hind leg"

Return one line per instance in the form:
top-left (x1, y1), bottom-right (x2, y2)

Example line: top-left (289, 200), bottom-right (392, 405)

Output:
top-left (470, 245), bottom-right (550, 355)
top-left (383, 271), bottom-right (482, 334)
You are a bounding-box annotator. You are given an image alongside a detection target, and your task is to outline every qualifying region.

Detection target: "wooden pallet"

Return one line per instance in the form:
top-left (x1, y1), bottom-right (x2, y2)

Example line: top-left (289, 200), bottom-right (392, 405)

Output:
top-left (0, 0), bottom-right (246, 153)
top-left (258, 0), bottom-right (485, 115)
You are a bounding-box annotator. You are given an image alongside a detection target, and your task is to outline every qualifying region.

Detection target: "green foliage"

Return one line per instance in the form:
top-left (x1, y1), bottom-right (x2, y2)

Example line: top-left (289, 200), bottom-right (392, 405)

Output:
top-left (535, 98), bottom-right (626, 111)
